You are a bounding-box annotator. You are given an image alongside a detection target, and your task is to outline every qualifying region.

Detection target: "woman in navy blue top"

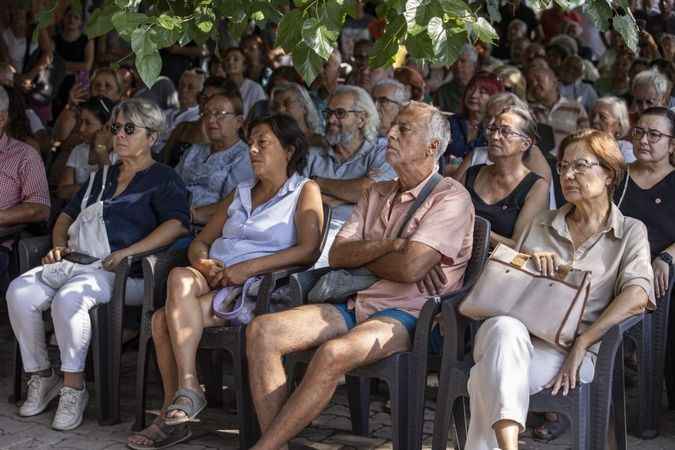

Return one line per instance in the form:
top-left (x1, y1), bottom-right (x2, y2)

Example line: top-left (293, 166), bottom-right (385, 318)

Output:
top-left (442, 72), bottom-right (504, 175)
top-left (5, 99), bottom-right (190, 431)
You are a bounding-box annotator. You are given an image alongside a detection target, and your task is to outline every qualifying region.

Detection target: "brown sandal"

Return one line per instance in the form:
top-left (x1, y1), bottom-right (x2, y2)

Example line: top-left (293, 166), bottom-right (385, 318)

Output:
top-left (127, 416), bottom-right (192, 450)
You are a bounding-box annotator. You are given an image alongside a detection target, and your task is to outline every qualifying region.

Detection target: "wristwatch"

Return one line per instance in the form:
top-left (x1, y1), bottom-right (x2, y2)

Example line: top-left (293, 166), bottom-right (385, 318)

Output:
top-left (658, 252), bottom-right (673, 265)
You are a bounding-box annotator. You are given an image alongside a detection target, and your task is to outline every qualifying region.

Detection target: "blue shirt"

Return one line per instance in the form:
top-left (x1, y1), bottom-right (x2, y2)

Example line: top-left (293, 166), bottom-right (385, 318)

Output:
top-left (175, 140), bottom-right (254, 207)
top-left (63, 162), bottom-right (191, 253)
top-left (302, 138), bottom-right (396, 221)
top-left (445, 115), bottom-right (487, 159)
top-left (209, 173), bottom-right (310, 266)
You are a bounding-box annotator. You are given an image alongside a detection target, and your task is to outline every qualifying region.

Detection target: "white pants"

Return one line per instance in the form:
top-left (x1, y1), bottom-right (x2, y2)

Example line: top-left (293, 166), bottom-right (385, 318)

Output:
top-left (465, 316), bottom-right (595, 450)
top-left (6, 266), bottom-right (144, 373)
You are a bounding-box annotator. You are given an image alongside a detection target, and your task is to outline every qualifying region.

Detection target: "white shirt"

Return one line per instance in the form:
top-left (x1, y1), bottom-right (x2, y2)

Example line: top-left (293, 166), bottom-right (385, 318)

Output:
top-left (26, 109), bottom-right (45, 133)
top-left (66, 143), bottom-right (119, 185)
top-left (2, 29), bottom-right (37, 72)
top-left (153, 105), bottom-right (200, 153)
top-left (239, 78), bottom-right (267, 116)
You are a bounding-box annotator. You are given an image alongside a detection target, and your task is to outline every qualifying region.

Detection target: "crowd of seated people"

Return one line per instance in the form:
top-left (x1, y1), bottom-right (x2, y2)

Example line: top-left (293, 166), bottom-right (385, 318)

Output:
top-left (0, 1), bottom-right (674, 450)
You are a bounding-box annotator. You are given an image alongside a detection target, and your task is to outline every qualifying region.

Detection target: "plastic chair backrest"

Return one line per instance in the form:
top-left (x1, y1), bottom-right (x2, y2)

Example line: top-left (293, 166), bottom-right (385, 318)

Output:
top-left (462, 216), bottom-right (491, 290)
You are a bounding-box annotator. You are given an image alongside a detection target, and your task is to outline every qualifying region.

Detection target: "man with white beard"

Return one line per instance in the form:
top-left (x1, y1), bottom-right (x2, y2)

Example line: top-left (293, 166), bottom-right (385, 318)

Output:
top-left (303, 85), bottom-right (396, 266)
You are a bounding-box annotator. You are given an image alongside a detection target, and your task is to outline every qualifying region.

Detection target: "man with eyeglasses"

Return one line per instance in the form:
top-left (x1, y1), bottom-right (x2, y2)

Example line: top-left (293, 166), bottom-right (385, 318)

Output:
top-left (372, 79), bottom-right (410, 138)
top-left (304, 85), bottom-right (396, 266)
top-left (174, 89), bottom-right (253, 224)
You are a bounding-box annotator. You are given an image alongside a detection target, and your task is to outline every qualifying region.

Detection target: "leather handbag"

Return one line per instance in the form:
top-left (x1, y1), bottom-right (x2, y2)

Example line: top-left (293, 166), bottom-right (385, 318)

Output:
top-left (458, 243), bottom-right (591, 349)
top-left (307, 173), bottom-right (443, 304)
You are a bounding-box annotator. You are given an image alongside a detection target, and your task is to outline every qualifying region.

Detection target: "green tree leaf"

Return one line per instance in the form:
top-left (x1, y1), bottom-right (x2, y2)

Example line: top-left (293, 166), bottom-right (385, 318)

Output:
top-left (404, 0), bottom-right (426, 36)
top-left (302, 18), bottom-right (338, 59)
top-left (370, 15), bottom-right (406, 68)
top-left (613, 14), bottom-right (638, 53)
top-left (292, 45), bottom-right (324, 84)
top-left (468, 17), bottom-right (498, 45)
top-left (157, 14), bottom-right (180, 31)
top-left (584, 0), bottom-right (613, 32)
top-left (136, 50), bottom-right (162, 88)
top-left (276, 9), bottom-right (304, 49)
top-left (131, 28), bottom-right (157, 56)
top-left (427, 17), bottom-right (467, 64)
top-left (197, 20), bottom-right (214, 33)
top-left (405, 31), bottom-right (434, 59)
top-left (437, 0), bottom-right (471, 16)
top-left (85, 4), bottom-right (117, 38)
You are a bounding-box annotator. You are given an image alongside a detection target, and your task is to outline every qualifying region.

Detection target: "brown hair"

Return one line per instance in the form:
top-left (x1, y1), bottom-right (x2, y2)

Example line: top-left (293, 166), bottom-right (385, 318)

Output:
top-left (394, 67), bottom-right (425, 101)
top-left (557, 129), bottom-right (626, 197)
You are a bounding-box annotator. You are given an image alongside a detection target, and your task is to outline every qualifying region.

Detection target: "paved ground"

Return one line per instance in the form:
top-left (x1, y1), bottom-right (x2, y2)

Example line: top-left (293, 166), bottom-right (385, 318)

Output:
top-left (1, 309), bottom-right (675, 450)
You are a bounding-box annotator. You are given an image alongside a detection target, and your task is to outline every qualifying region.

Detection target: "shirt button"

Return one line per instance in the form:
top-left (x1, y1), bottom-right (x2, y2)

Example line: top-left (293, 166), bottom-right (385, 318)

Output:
top-left (502, 205), bottom-right (508, 210)
top-left (655, 198), bottom-right (662, 204)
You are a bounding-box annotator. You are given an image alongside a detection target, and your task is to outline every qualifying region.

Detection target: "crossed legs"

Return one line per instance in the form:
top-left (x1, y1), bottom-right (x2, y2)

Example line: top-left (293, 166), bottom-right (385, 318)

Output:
top-left (246, 304), bottom-right (411, 450)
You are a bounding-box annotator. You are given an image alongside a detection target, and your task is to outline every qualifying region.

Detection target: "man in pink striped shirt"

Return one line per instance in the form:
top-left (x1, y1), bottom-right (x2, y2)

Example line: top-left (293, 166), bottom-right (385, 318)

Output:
top-left (0, 86), bottom-right (50, 274)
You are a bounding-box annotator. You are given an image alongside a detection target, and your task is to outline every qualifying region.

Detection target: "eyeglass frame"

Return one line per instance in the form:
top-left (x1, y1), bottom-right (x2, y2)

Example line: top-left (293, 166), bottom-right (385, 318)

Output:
top-left (631, 126), bottom-right (674, 144)
top-left (110, 122), bottom-right (151, 136)
top-left (555, 158), bottom-right (603, 176)
top-left (200, 109), bottom-right (238, 121)
top-left (486, 124), bottom-right (529, 140)
top-left (323, 108), bottom-right (363, 120)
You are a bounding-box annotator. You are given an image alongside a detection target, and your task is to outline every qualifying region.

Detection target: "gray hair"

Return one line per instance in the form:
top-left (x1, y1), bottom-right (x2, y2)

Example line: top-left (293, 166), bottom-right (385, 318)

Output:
top-left (333, 85), bottom-right (379, 142)
top-left (402, 101), bottom-right (451, 160)
top-left (497, 105), bottom-right (538, 141)
top-left (372, 79), bottom-right (410, 104)
top-left (486, 92), bottom-right (529, 117)
top-left (0, 86), bottom-right (8, 112)
top-left (460, 44), bottom-right (479, 64)
top-left (271, 82), bottom-right (322, 134)
top-left (111, 98), bottom-right (165, 134)
top-left (181, 68), bottom-right (206, 91)
top-left (594, 96), bottom-right (631, 138)
top-left (632, 68), bottom-right (672, 100)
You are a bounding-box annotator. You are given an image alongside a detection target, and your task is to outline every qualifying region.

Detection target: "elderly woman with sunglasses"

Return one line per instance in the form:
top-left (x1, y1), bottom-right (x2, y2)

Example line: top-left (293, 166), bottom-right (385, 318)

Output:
top-left (458, 106), bottom-right (549, 249)
top-left (465, 129), bottom-right (655, 449)
top-left (5, 98), bottom-right (191, 432)
top-left (615, 107), bottom-right (675, 300)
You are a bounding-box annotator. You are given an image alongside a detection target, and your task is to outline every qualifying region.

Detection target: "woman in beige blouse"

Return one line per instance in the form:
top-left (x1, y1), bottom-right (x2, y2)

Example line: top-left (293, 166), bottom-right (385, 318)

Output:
top-left (465, 129), bottom-right (655, 450)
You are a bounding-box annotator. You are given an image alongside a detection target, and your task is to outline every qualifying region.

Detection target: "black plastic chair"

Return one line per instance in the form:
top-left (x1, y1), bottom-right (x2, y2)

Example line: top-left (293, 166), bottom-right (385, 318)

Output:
top-left (284, 216), bottom-right (491, 450)
top-left (0, 225), bottom-right (27, 291)
top-left (432, 293), bottom-right (644, 450)
top-left (9, 235), bottom-right (172, 425)
top-left (632, 263), bottom-right (675, 438)
top-left (132, 205), bottom-right (332, 450)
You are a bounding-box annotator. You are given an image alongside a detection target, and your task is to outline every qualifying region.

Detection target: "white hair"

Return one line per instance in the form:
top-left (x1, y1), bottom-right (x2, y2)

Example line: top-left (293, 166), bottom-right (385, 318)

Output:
top-left (594, 96), bottom-right (631, 138)
top-left (402, 101), bottom-right (450, 160)
top-left (461, 44), bottom-right (479, 64)
top-left (0, 86), bottom-right (8, 112)
top-left (111, 98), bottom-right (165, 134)
top-left (632, 68), bottom-right (672, 100)
top-left (372, 79), bottom-right (410, 104)
top-left (333, 85), bottom-right (380, 142)
top-left (271, 82), bottom-right (322, 134)
top-left (181, 68), bottom-right (206, 91)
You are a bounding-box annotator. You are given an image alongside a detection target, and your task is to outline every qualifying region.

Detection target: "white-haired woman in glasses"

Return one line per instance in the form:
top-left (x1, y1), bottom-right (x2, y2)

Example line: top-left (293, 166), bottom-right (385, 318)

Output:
top-left (5, 98), bottom-right (191, 432)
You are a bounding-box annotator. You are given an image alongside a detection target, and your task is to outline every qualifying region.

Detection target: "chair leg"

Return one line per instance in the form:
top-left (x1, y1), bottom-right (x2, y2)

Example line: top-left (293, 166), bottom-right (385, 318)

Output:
top-left (433, 367), bottom-right (460, 450)
top-left (132, 331), bottom-right (153, 432)
top-left (637, 315), bottom-right (658, 438)
top-left (91, 308), bottom-right (112, 425)
top-left (387, 372), bottom-right (408, 450)
top-left (613, 359), bottom-right (628, 450)
top-left (573, 387), bottom-right (590, 450)
top-left (452, 397), bottom-right (470, 450)
top-left (232, 333), bottom-right (260, 450)
top-left (10, 339), bottom-right (23, 403)
top-left (346, 375), bottom-right (370, 436)
top-left (199, 349), bottom-right (223, 407)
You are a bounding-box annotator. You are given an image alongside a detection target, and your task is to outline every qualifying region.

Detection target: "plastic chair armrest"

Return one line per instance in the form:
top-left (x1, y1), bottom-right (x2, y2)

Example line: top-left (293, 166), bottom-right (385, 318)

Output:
top-left (288, 267), bottom-right (333, 304)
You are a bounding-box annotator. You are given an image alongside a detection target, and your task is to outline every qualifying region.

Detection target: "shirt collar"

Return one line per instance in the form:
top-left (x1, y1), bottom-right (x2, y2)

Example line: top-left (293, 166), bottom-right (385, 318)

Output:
top-left (373, 170), bottom-right (437, 202)
top-left (325, 138), bottom-right (375, 163)
top-left (545, 202), bottom-right (625, 240)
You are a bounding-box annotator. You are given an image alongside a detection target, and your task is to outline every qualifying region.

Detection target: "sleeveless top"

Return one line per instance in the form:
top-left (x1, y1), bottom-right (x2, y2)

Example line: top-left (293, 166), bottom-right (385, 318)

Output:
top-left (465, 164), bottom-right (541, 238)
top-left (615, 170), bottom-right (675, 259)
top-left (54, 33), bottom-right (88, 63)
top-left (209, 173), bottom-right (311, 267)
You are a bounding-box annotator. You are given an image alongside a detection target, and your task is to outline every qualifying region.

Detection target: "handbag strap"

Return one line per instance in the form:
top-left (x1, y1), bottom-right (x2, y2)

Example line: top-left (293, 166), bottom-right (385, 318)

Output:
top-left (616, 165), bottom-right (630, 208)
top-left (394, 173), bottom-right (443, 238)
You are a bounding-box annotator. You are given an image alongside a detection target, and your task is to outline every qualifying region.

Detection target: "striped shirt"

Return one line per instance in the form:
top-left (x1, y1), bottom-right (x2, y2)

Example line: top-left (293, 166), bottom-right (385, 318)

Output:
top-left (531, 96), bottom-right (589, 154)
top-left (0, 133), bottom-right (50, 210)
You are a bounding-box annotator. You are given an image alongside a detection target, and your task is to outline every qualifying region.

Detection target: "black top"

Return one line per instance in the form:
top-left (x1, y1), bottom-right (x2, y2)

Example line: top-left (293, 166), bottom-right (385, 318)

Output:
top-left (465, 164), bottom-right (541, 239)
top-left (54, 33), bottom-right (88, 63)
top-left (615, 170), bottom-right (675, 259)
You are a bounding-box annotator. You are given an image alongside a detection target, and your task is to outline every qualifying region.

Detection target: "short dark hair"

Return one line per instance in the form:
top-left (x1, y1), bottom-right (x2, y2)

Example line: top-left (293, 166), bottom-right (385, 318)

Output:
top-left (80, 96), bottom-right (116, 125)
top-left (640, 106), bottom-right (675, 134)
top-left (247, 114), bottom-right (309, 176)
top-left (207, 84), bottom-right (244, 116)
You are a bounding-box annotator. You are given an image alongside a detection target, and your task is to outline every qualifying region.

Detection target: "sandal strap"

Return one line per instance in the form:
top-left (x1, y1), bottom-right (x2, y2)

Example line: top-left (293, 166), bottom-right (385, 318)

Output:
top-left (166, 387), bottom-right (206, 417)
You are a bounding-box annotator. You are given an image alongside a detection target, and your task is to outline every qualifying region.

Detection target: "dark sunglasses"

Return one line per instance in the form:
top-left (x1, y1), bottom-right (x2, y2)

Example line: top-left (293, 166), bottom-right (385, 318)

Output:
top-left (110, 122), bottom-right (149, 136)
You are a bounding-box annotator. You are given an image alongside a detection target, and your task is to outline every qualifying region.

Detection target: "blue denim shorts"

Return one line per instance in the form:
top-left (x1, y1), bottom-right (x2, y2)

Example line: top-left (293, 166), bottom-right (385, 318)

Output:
top-left (332, 303), bottom-right (443, 353)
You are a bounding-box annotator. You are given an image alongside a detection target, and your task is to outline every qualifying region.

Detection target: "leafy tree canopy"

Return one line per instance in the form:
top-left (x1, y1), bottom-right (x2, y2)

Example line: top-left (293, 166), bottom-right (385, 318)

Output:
top-left (33, 0), bottom-right (639, 87)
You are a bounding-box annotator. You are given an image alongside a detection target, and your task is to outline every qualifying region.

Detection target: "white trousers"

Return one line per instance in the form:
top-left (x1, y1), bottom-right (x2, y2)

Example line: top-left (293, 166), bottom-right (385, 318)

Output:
top-left (465, 316), bottom-right (595, 450)
top-left (6, 266), bottom-right (144, 373)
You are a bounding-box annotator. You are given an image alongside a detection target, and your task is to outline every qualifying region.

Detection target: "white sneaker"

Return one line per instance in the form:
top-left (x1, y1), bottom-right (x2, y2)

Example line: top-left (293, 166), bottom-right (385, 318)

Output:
top-left (52, 385), bottom-right (89, 431)
top-left (19, 371), bottom-right (62, 417)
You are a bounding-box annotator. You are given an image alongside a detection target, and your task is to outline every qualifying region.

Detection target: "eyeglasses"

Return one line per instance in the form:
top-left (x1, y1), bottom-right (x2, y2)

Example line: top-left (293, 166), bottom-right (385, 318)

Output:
top-left (323, 108), bottom-right (362, 120)
top-left (373, 96), bottom-right (402, 107)
top-left (556, 159), bottom-right (602, 175)
top-left (631, 126), bottom-right (674, 143)
top-left (271, 98), bottom-right (301, 111)
top-left (110, 122), bottom-right (149, 136)
top-left (201, 110), bottom-right (237, 120)
top-left (633, 97), bottom-right (661, 110)
top-left (486, 124), bottom-right (528, 140)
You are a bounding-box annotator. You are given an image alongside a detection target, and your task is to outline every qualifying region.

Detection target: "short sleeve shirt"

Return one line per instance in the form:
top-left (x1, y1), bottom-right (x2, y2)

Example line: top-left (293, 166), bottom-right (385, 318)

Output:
top-left (335, 173), bottom-right (475, 321)
top-left (0, 133), bottom-right (50, 210)
top-left (303, 139), bottom-right (397, 221)
top-left (63, 162), bottom-right (190, 253)
top-left (66, 143), bottom-right (119, 185)
top-left (516, 203), bottom-right (655, 334)
top-left (175, 141), bottom-right (254, 207)
top-left (530, 96), bottom-right (589, 153)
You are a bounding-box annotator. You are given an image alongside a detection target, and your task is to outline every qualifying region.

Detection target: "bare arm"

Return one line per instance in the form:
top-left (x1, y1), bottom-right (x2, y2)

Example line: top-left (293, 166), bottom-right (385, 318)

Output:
top-left (329, 236), bottom-right (405, 268)
top-left (525, 145), bottom-right (552, 182)
top-left (450, 151), bottom-right (472, 181)
top-left (187, 192), bottom-right (235, 266)
top-left (53, 108), bottom-right (79, 142)
top-left (56, 167), bottom-right (80, 200)
top-left (491, 177), bottom-right (549, 248)
top-left (315, 177), bottom-right (375, 204)
top-left (51, 213), bottom-right (74, 248)
top-left (0, 202), bottom-right (49, 226)
top-left (366, 240), bottom-right (442, 284)
top-left (118, 219), bottom-right (188, 258)
top-left (223, 181), bottom-right (325, 282)
top-left (191, 202), bottom-right (221, 225)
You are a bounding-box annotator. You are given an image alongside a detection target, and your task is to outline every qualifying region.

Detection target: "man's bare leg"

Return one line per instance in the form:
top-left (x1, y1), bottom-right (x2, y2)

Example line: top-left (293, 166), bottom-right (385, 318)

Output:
top-left (251, 317), bottom-right (411, 450)
top-left (246, 304), bottom-right (349, 433)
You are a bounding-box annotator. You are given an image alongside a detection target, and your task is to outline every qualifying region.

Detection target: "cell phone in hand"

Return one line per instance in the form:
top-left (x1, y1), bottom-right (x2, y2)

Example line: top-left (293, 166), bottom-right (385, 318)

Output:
top-left (63, 251), bottom-right (99, 265)
top-left (76, 70), bottom-right (90, 90)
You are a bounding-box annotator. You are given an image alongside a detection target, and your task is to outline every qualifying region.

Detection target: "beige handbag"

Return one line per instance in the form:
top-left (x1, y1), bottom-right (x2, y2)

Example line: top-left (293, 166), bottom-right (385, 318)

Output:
top-left (459, 243), bottom-right (591, 349)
